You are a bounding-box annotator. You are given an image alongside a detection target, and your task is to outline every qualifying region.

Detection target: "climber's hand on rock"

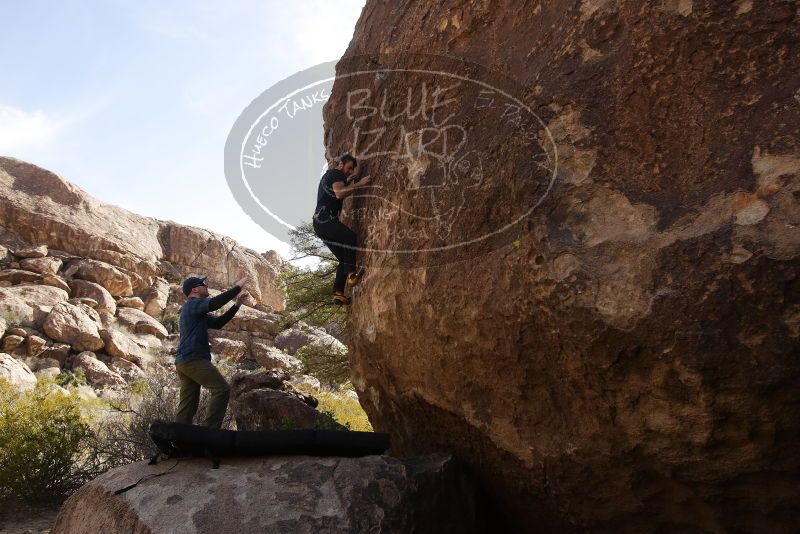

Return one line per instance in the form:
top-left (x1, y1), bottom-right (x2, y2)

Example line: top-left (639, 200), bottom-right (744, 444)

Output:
top-left (235, 291), bottom-right (249, 305)
top-left (234, 276), bottom-right (248, 289)
top-left (359, 176), bottom-right (371, 187)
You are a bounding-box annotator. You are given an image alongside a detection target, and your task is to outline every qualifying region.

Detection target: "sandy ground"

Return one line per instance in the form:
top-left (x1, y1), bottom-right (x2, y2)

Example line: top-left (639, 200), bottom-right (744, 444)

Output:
top-left (0, 502), bottom-right (60, 534)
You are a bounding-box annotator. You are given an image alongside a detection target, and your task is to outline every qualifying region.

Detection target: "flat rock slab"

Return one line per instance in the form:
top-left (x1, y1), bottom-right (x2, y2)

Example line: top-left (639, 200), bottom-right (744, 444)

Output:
top-left (52, 453), bottom-right (478, 534)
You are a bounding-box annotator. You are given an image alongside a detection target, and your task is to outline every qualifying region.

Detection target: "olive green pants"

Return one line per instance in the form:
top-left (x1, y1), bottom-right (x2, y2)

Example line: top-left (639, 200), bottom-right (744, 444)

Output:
top-left (174, 359), bottom-right (230, 429)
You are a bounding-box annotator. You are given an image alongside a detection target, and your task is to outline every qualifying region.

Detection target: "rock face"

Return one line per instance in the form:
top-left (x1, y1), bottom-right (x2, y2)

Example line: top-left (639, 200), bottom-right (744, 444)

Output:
top-left (52, 454), bottom-right (479, 534)
top-left (325, 2), bottom-right (800, 532)
top-left (229, 369), bottom-right (324, 431)
top-left (0, 157), bottom-right (285, 310)
top-left (0, 352), bottom-right (36, 391)
top-left (43, 302), bottom-right (104, 352)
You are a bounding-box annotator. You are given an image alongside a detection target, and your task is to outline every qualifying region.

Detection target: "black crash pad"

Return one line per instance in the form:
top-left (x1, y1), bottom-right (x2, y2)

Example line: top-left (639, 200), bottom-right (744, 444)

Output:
top-left (149, 420), bottom-right (390, 459)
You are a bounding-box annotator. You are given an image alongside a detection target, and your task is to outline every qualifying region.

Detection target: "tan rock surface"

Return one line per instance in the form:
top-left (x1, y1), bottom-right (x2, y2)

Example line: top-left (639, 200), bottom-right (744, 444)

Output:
top-left (72, 351), bottom-right (125, 389)
top-left (99, 328), bottom-right (147, 366)
top-left (0, 268), bottom-right (42, 285)
top-left (41, 274), bottom-right (71, 292)
top-left (141, 277), bottom-right (169, 318)
top-left (115, 307), bottom-right (168, 339)
top-left (64, 258), bottom-right (133, 297)
top-left (116, 296), bottom-right (144, 310)
top-left (0, 353), bottom-right (36, 390)
top-left (0, 156), bottom-right (285, 311)
top-left (52, 454), bottom-right (478, 534)
top-left (71, 279), bottom-right (116, 314)
top-left (19, 256), bottom-right (62, 275)
top-left (43, 302), bottom-right (104, 352)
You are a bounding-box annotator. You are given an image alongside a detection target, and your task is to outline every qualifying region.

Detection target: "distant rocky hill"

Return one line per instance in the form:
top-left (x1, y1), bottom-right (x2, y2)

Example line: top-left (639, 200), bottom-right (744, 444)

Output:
top-left (0, 156), bottom-right (284, 310)
top-left (0, 156), bottom-right (337, 404)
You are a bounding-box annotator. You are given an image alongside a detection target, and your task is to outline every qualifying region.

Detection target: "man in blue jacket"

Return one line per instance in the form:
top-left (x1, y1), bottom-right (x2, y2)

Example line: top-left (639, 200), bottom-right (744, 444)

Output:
top-left (174, 275), bottom-right (248, 428)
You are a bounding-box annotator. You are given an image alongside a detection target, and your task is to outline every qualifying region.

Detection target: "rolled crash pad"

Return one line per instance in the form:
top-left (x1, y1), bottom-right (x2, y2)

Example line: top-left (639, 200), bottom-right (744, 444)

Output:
top-left (149, 420), bottom-right (390, 459)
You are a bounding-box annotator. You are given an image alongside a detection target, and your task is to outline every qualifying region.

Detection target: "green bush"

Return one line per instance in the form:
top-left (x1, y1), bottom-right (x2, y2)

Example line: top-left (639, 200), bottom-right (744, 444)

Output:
top-left (93, 366), bottom-right (235, 464)
top-left (278, 222), bottom-right (346, 337)
top-left (160, 313), bottom-right (179, 335)
top-left (55, 369), bottom-right (87, 388)
top-left (293, 383), bottom-right (372, 432)
top-left (294, 341), bottom-right (351, 388)
top-left (0, 379), bottom-right (100, 502)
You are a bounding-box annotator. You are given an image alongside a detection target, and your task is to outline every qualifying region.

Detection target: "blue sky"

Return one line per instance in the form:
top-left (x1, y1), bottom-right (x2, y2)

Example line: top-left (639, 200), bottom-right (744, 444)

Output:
top-left (0, 0), bottom-right (365, 258)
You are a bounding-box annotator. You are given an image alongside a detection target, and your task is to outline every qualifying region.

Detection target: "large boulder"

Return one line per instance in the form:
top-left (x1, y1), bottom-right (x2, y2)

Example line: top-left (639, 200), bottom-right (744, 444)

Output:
top-left (0, 268), bottom-right (42, 285)
top-left (0, 352), bottom-right (36, 390)
top-left (225, 305), bottom-right (281, 335)
top-left (52, 453), bottom-right (478, 534)
top-left (64, 258), bottom-right (133, 297)
top-left (141, 277), bottom-right (170, 318)
top-left (41, 274), bottom-right (71, 293)
top-left (13, 244), bottom-right (47, 258)
top-left (71, 279), bottom-right (116, 314)
top-left (116, 307), bottom-right (168, 339)
top-left (19, 256), bottom-right (62, 275)
top-left (274, 322), bottom-right (345, 355)
top-left (43, 302), bottom-right (104, 352)
top-left (230, 369), bottom-right (321, 431)
top-left (233, 388), bottom-right (323, 431)
top-left (160, 223), bottom-right (285, 311)
top-left (2, 283), bottom-right (69, 309)
top-left (98, 328), bottom-right (147, 366)
top-left (72, 351), bottom-right (125, 390)
top-left (0, 288), bottom-right (34, 325)
top-left (326, 1), bottom-right (800, 532)
top-left (251, 342), bottom-right (305, 374)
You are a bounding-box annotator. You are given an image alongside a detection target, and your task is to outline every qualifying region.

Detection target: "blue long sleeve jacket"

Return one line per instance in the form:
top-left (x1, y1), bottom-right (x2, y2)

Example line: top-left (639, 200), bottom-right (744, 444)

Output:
top-left (174, 285), bottom-right (242, 363)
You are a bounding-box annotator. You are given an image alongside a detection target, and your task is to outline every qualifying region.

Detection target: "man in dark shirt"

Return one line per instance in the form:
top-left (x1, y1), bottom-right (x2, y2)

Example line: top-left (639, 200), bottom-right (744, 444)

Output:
top-left (174, 275), bottom-right (248, 428)
top-left (312, 153), bottom-right (371, 305)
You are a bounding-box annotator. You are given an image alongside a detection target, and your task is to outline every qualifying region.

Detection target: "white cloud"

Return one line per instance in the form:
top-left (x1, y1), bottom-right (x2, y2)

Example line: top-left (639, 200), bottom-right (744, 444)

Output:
top-left (0, 106), bottom-right (67, 153)
top-left (292, 0), bottom-right (366, 63)
top-left (0, 99), bottom-right (109, 154)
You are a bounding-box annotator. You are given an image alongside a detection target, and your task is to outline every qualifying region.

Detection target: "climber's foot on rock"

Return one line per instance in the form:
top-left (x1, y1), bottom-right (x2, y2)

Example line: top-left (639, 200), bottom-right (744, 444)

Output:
top-left (346, 267), bottom-right (366, 287)
top-left (332, 292), bottom-right (351, 306)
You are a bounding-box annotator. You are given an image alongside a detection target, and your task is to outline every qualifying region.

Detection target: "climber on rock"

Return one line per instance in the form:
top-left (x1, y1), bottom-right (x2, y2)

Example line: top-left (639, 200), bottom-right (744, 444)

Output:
top-left (312, 153), bottom-right (370, 305)
top-left (173, 275), bottom-right (249, 428)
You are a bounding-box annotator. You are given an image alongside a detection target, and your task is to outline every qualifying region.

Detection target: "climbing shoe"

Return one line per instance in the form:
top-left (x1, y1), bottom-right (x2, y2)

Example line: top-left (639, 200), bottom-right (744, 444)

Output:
top-left (346, 267), bottom-right (366, 287)
top-left (332, 292), bottom-right (351, 306)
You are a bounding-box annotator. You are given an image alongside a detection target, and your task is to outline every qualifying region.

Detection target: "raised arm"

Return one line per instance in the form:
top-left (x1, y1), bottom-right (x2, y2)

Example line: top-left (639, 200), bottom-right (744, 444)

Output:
top-left (207, 302), bottom-right (240, 329)
top-left (208, 285), bottom-right (241, 312)
top-left (208, 277), bottom-right (248, 311)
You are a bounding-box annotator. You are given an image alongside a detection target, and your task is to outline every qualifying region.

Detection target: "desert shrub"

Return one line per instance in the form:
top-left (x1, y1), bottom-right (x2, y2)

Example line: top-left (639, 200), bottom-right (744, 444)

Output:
top-left (294, 341), bottom-right (350, 388)
top-left (91, 365), bottom-right (235, 464)
top-left (160, 313), bottom-right (179, 335)
top-left (55, 369), bottom-right (87, 388)
top-left (278, 222), bottom-right (346, 338)
top-left (0, 379), bottom-right (100, 502)
top-left (0, 311), bottom-right (23, 329)
top-left (293, 383), bottom-right (372, 432)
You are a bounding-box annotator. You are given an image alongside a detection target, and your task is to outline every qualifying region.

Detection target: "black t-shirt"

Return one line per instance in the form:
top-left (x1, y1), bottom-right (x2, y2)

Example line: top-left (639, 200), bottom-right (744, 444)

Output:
top-left (313, 168), bottom-right (348, 222)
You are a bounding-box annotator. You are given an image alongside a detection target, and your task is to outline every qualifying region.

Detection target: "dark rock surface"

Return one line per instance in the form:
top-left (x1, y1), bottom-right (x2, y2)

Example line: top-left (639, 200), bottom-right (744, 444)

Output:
top-left (324, 1), bottom-right (800, 532)
top-left (52, 453), bottom-right (479, 534)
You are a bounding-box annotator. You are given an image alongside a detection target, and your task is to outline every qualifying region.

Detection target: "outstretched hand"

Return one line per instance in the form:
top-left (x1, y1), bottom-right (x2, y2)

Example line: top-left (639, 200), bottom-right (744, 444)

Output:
top-left (234, 291), bottom-right (250, 306)
top-left (234, 276), bottom-right (249, 288)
